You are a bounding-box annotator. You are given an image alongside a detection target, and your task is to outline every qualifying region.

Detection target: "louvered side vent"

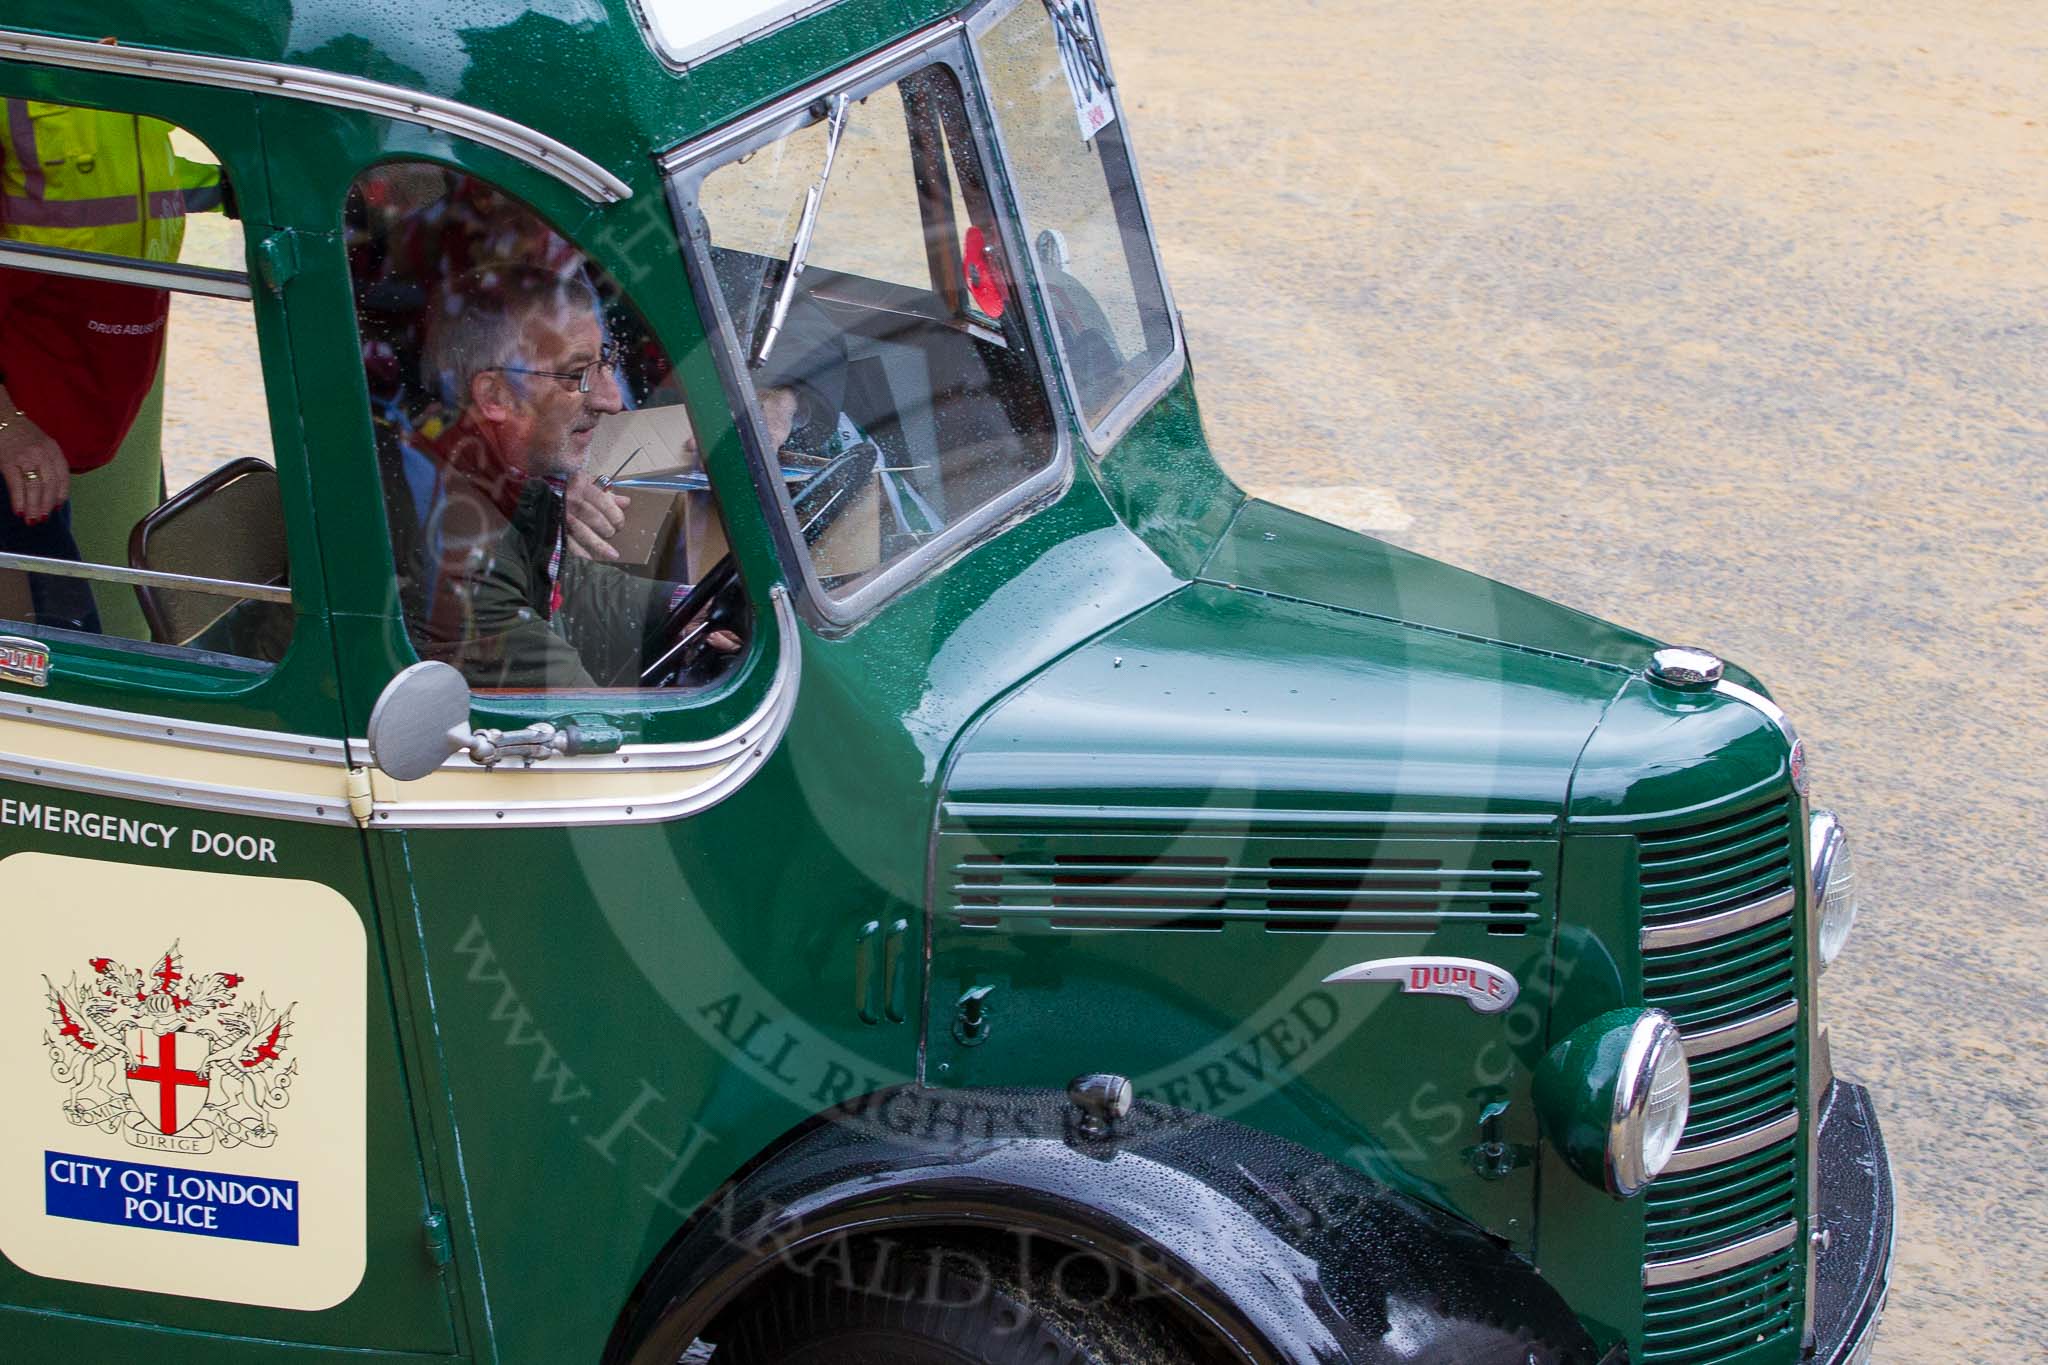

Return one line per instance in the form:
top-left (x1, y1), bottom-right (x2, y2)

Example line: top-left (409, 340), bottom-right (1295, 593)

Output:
top-left (948, 844), bottom-right (1542, 935)
top-left (1637, 797), bottom-right (1806, 1365)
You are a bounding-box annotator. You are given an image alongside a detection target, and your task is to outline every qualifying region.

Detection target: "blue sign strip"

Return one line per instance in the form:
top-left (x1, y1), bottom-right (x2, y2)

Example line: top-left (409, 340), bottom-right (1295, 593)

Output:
top-left (45, 1150), bottom-right (300, 1246)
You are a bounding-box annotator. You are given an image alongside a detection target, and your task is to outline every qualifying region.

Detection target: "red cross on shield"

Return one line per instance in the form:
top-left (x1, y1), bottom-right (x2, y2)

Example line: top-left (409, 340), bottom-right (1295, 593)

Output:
top-left (125, 1028), bottom-right (212, 1135)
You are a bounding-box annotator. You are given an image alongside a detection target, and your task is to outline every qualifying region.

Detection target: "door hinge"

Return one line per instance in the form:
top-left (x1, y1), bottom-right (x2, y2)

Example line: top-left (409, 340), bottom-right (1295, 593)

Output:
top-left (256, 229), bottom-right (302, 295)
top-left (422, 1206), bottom-right (452, 1269)
top-left (345, 765), bottom-right (374, 827)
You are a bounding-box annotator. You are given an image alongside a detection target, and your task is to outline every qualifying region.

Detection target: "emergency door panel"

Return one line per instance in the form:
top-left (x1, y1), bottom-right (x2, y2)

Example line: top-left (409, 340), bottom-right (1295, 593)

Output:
top-left (0, 69), bottom-right (455, 1355)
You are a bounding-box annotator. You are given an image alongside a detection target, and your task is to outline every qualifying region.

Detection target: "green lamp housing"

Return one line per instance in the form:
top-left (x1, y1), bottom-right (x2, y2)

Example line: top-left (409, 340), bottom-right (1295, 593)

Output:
top-left (1535, 1007), bottom-right (1692, 1198)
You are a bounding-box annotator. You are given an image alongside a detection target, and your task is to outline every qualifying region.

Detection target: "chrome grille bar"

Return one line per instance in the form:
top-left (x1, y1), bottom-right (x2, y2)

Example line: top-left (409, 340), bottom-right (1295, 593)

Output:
top-left (1644, 1219), bottom-right (1800, 1288)
top-left (1642, 887), bottom-right (1793, 950)
top-left (1662, 1110), bottom-right (1801, 1175)
top-left (1683, 1000), bottom-right (1800, 1058)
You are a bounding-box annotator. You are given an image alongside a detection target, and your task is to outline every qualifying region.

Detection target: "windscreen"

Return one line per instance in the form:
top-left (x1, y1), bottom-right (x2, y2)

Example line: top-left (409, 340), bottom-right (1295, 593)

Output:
top-left (688, 57), bottom-right (1062, 606)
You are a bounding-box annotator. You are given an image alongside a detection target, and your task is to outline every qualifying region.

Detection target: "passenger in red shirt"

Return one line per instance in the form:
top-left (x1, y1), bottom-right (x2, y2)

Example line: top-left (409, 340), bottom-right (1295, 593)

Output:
top-left (0, 269), bottom-right (172, 633)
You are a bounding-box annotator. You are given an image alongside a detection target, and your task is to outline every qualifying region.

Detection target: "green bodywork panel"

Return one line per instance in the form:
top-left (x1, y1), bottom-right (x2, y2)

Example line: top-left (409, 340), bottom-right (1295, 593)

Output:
top-left (0, 2), bottom-right (1822, 1363)
top-left (926, 581), bottom-right (1631, 1241)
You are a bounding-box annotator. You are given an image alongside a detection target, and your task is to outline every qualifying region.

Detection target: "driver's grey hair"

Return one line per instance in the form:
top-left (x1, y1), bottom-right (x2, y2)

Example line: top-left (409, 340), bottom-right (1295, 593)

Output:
top-left (423, 266), bottom-right (604, 409)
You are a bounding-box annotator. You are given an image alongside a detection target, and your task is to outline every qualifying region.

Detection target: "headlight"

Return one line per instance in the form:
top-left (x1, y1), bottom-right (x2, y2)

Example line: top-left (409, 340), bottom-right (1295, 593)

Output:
top-left (1535, 1008), bottom-right (1692, 1198)
top-left (1810, 810), bottom-right (1858, 966)
top-left (1618, 1012), bottom-right (1693, 1192)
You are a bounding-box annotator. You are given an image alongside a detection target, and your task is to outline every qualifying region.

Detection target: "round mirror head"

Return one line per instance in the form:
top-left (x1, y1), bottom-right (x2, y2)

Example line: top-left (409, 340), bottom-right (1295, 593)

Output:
top-left (367, 661), bottom-right (472, 783)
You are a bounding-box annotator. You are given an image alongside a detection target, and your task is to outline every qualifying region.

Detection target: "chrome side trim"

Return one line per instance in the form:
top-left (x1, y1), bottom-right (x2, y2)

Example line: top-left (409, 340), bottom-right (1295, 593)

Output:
top-left (0, 749), bottom-right (353, 826)
top-left (0, 690), bottom-right (347, 765)
top-left (366, 585), bottom-right (803, 828)
top-left (0, 551), bottom-right (291, 604)
top-left (1661, 1109), bottom-right (1802, 1175)
top-left (1683, 999), bottom-right (1801, 1059)
top-left (0, 240), bottom-right (250, 300)
top-left (1641, 886), bottom-right (1794, 951)
top-left (0, 29), bottom-right (631, 204)
top-left (1644, 1218), bottom-right (1799, 1288)
top-left (0, 591), bottom-right (799, 827)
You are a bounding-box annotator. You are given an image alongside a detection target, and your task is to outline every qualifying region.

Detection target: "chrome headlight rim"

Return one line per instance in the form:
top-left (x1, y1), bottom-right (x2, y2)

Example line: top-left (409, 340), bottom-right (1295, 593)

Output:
top-left (1810, 809), bottom-right (1856, 967)
top-left (1607, 1009), bottom-right (1692, 1198)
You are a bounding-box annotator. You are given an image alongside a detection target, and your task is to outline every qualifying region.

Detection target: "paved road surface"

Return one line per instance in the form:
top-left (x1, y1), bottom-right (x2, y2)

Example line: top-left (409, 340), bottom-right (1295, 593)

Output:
top-left (1109, 3), bottom-right (2044, 1360)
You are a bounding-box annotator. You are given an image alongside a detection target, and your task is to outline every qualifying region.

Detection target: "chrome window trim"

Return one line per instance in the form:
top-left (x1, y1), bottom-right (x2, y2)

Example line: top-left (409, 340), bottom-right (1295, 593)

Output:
top-left (0, 29), bottom-right (630, 204)
top-left (1641, 886), bottom-right (1794, 951)
top-left (661, 22), bottom-right (1074, 631)
top-left (0, 691), bottom-right (346, 765)
top-left (1643, 1218), bottom-right (1799, 1288)
top-left (964, 0), bottom-right (1187, 457)
top-left (1682, 999), bottom-right (1800, 1059)
top-left (0, 240), bottom-right (250, 301)
top-left (366, 586), bottom-right (803, 827)
top-left (1661, 1108), bottom-right (1802, 1175)
top-left (0, 551), bottom-right (291, 604)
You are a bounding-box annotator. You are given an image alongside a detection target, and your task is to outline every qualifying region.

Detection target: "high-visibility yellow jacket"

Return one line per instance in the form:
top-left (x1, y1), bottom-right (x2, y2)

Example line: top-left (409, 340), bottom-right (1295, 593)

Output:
top-left (1, 100), bottom-right (224, 261)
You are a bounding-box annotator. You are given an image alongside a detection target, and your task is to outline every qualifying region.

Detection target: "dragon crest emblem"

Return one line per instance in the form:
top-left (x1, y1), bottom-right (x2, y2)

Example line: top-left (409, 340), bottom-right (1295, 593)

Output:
top-left (43, 942), bottom-right (298, 1154)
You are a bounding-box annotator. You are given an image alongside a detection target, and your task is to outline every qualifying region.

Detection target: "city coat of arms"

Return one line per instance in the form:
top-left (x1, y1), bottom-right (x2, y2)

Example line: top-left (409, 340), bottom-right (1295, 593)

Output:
top-left (42, 942), bottom-right (297, 1154)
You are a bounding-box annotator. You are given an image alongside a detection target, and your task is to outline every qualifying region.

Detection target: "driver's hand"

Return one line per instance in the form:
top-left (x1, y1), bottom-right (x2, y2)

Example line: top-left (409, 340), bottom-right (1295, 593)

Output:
top-left (0, 410), bottom-right (71, 524)
top-left (564, 472), bottom-right (629, 561)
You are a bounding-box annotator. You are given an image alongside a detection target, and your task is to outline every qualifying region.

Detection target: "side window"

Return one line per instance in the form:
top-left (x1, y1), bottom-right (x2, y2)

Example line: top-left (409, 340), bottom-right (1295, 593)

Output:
top-left (0, 102), bottom-right (290, 666)
top-left (344, 163), bottom-right (752, 694)
top-left (682, 56), bottom-right (1063, 611)
top-left (974, 0), bottom-right (1178, 434)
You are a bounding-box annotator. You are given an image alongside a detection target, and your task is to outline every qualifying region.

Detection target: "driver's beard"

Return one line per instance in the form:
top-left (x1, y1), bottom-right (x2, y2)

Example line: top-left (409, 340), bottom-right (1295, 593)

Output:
top-left (530, 425), bottom-right (591, 481)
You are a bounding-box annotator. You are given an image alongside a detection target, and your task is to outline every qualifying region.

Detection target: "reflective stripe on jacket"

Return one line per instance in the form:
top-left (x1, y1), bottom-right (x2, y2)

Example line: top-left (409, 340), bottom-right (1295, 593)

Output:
top-left (0, 101), bottom-right (222, 260)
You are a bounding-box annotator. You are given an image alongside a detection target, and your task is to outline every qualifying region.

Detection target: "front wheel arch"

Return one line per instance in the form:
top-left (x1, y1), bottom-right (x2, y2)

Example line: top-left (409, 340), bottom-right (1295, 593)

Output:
top-left (607, 1088), bottom-right (1601, 1365)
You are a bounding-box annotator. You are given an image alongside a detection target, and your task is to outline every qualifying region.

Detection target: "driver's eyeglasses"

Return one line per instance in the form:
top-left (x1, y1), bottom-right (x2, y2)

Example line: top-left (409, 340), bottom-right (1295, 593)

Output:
top-left (492, 341), bottom-right (624, 394)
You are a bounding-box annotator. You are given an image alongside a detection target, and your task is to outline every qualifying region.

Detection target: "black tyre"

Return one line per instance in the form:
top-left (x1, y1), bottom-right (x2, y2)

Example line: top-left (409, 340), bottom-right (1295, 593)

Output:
top-left (709, 1238), bottom-right (1198, 1365)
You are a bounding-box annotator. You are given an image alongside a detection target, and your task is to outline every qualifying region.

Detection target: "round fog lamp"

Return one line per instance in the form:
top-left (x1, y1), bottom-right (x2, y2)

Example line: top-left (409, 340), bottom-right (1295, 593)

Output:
top-left (1534, 1008), bottom-right (1692, 1199)
top-left (1810, 811), bottom-right (1858, 967)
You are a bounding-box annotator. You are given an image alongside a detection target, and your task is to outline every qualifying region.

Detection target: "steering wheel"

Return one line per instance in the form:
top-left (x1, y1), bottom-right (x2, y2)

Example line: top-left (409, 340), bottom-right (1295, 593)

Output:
top-left (634, 553), bottom-right (745, 689)
top-left (632, 439), bottom-right (881, 688)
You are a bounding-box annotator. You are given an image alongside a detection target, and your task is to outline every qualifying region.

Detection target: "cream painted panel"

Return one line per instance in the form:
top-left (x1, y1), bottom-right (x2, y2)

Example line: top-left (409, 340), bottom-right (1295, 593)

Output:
top-left (0, 853), bottom-right (367, 1310)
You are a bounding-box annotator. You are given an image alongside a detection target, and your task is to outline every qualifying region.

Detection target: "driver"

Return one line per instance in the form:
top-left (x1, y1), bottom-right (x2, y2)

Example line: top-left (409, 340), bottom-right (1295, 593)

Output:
top-left (403, 266), bottom-right (722, 689)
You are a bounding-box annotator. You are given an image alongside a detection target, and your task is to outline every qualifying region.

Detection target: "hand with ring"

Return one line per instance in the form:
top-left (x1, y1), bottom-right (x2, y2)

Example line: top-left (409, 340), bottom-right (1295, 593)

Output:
top-left (0, 408), bottom-right (71, 525)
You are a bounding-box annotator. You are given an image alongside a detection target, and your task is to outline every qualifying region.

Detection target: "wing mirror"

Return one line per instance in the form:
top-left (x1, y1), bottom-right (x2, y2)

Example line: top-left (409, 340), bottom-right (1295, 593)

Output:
top-left (366, 662), bottom-right (625, 782)
top-left (366, 661), bottom-right (475, 782)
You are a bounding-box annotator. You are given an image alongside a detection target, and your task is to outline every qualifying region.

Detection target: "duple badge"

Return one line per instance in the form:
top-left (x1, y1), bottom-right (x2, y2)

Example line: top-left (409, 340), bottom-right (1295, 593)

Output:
top-left (1321, 956), bottom-right (1520, 1014)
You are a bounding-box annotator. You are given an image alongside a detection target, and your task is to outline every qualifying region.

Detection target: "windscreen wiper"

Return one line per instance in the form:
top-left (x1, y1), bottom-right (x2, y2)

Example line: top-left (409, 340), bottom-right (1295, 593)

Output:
top-left (1042, 0), bottom-right (1113, 90)
top-left (752, 92), bottom-right (850, 368)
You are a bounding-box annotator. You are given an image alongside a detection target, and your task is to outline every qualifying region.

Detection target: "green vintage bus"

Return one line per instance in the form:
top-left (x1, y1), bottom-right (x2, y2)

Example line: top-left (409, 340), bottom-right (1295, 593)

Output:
top-left (0, 2), bottom-right (1892, 1362)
